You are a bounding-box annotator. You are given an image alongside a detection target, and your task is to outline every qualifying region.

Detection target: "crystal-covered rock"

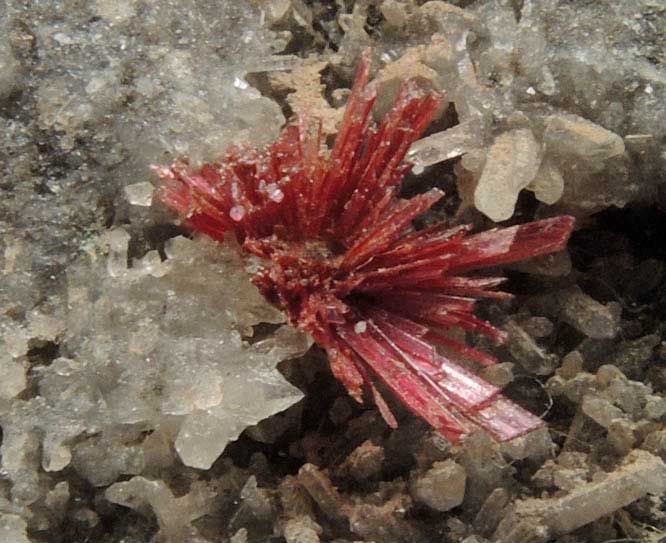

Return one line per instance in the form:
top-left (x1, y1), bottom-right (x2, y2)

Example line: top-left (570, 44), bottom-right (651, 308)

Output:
top-left (0, 232), bottom-right (306, 501)
top-left (71, 429), bottom-right (145, 487)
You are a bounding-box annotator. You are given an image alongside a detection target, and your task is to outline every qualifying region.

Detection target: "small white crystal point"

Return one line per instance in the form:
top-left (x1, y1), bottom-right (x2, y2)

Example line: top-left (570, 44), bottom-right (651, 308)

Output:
top-left (354, 321), bottom-right (367, 334)
top-left (124, 182), bottom-right (155, 207)
top-left (230, 205), bottom-right (246, 222)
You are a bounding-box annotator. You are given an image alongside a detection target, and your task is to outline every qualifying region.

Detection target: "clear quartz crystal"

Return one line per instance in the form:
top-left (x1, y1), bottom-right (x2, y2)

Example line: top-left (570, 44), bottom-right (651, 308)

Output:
top-left (407, 119), bottom-right (483, 170)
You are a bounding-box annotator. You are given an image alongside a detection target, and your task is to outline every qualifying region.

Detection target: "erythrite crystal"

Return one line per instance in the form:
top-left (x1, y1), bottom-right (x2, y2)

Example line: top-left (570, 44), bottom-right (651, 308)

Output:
top-left (154, 51), bottom-right (575, 443)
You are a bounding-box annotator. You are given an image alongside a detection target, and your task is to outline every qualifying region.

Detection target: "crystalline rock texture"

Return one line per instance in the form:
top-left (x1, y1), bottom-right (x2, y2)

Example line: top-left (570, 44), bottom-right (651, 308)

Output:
top-left (154, 51), bottom-right (575, 444)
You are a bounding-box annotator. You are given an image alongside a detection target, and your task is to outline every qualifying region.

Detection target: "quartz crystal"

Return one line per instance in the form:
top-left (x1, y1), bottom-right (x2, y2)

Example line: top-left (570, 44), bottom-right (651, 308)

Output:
top-left (474, 128), bottom-right (541, 222)
top-left (0, 354), bottom-right (26, 403)
top-left (528, 160), bottom-right (565, 205)
top-left (406, 119), bottom-right (483, 172)
top-left (543, 113), bottom-right (625, 171)
top-left (504, 320), bottom-right (559, 376)
top-left (559, 286), bottom-right (621, 339)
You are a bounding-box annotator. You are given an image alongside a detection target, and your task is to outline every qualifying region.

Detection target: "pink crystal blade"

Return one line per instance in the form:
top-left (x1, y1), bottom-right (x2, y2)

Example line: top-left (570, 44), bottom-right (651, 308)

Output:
top-left (154, 50), bottom-right (573, 445)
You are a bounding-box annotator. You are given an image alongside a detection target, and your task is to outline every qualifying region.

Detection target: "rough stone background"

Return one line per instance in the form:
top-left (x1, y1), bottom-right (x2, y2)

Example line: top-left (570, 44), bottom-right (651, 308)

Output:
top-left (1, 1), bottom-right (666, 542)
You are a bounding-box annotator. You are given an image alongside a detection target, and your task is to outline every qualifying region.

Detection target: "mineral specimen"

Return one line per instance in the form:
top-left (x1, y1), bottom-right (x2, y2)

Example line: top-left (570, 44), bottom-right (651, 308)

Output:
top-left (297, 463), bottom-right (423, 543)
top-left (504, 319), bottom-right (559, 375)
top-left (155, 50), bottom-right (575, 444)
top-left (406, 118), bottom-right (483, 172)
top-left (548, 361), bottom-right (666, 457)
top-left (338, 440), bottom-right (385, 481)
top-left (3, 1), bottom-right (664, 541)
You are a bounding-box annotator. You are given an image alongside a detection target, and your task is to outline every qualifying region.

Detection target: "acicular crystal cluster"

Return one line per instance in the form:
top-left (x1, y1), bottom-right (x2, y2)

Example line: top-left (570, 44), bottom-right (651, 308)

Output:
top-left (154, 51), bottom-right (575, 443)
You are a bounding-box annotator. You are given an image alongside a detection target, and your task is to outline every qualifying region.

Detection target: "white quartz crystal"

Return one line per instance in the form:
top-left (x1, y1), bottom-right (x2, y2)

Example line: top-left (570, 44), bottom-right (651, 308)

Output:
top-left (474, 128), bottom-right (541, 222)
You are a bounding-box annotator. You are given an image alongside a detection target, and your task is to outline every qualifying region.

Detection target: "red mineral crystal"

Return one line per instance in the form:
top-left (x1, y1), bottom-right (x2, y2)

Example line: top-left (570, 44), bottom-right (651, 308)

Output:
top-left (153, 51), bottom-right (575, 443)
